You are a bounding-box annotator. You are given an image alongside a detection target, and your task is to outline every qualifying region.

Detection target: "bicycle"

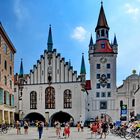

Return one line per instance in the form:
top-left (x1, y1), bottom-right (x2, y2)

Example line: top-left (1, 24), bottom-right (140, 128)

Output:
top-left (0, 127), bottom-right (8, 134)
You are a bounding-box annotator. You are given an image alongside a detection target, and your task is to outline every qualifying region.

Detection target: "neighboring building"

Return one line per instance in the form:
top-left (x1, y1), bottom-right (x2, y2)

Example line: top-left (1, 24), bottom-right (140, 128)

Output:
top-left (135, 85), bottom-right (140, 120)
top-left (117, 70), bottom-right (140, 121)
top-left (0, 23), bottom-right (16, 124)
top-left (87, 2), bottom-right (118, 121)
top-left (14, 26), bottom-right (87, 126)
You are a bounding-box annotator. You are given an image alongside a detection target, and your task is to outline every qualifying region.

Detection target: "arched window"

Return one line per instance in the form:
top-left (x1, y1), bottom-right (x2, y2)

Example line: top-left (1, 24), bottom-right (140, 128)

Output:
top-left (120, 100), bottom-right (123, 107)
top-left (45, 87), bottom-right (55, 109)
top-left (30, 91), bottom-right (37, 109)
top-left (132, 99), bottom-right (135, 107)
top-left (64, 89), bottom-right (72, 108)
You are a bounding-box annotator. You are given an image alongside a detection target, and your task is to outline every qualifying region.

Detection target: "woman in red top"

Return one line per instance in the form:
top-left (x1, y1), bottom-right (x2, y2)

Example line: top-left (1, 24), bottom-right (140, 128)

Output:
top-left (63, 124), bottom-right (70, 138)
top-left (91, 122), bottom-right (98, 138)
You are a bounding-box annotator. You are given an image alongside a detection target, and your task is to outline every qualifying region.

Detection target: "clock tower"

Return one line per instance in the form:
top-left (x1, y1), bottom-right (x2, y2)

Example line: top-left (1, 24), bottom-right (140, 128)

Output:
top-left (88, 2), bottom-right (118, 121)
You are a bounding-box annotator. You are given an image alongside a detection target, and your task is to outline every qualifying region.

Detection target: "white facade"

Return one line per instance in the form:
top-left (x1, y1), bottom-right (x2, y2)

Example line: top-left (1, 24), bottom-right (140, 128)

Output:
top-left (14, 44), bottom-right (86, 125)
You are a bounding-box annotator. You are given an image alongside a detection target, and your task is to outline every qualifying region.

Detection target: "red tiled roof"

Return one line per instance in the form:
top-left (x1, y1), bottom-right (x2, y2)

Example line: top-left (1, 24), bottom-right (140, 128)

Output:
top-left (95, 40), bottom-right (113, 53)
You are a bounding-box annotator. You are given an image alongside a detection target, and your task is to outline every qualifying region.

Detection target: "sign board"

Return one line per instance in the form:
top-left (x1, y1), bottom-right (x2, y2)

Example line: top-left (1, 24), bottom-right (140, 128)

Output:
top-left (120, 105), bottom-right (127, 115)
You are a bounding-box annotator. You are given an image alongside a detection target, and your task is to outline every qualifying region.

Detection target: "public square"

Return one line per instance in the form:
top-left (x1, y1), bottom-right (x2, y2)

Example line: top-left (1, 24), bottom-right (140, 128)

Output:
top-left (0, 127), bottom-right (128, 140)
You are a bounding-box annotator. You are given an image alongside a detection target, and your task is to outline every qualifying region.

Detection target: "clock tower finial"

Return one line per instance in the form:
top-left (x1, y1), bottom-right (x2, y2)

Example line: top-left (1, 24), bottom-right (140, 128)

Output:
top-left (101, 0), bottom-right (103, 5)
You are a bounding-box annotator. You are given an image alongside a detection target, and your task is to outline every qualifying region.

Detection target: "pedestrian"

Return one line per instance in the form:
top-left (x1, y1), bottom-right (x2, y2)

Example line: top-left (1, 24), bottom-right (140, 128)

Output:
top-left (16, 120), bottom-right (21, 135)
top-left (63, 123), bottom-right (70, 138)
top-left (55, 121), bottom-right (61, 138)
top-left (45, 120), bottom-right (48, 130)
top-left (37, 121), bottom-right (44, 140)
top-left (100, 121), bottom-right (108, 139)
top-left (24, 121), bottom-right (29, 134)
top-left (77, 122), bottom-right (81, 132)
top-left (91, 122), bottom-right (98, 138)
top-left (80, 121), bottom-right (84, 132)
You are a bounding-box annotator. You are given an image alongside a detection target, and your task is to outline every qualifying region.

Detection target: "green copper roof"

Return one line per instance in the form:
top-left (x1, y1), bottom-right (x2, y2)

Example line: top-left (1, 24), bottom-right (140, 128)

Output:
top-left (80, 53), bottom-right (86, 74)
top-left (19, 58), bottom-right (23, 77)
top-left (47, 25), bottom-right (53, 52)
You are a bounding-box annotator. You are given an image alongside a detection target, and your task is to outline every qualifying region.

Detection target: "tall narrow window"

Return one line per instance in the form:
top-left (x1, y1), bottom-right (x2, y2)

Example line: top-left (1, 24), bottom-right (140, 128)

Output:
top-left (9, 94), bottom-right (11, 106)
top-left (45, 87), bottom-right (55, 109)
top-left (4, 91), bottom-right (6, 104)
top-left (30, 91), bottom-right (37, 109)
top-left (10, 66), bottom-right (12, 75)
top-left (64, 89), bottom-right (72, 108)
top-left (4, 60), bottom-right (7, 70)
top-left (132, 99), bottom-right (135, 107)
top-left (4, 76), bottom-right (7, 85)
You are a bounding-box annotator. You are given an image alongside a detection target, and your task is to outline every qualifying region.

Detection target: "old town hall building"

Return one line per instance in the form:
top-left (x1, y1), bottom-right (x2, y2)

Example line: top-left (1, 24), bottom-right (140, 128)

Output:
top-left (14, 3), bottom-right (122, 125)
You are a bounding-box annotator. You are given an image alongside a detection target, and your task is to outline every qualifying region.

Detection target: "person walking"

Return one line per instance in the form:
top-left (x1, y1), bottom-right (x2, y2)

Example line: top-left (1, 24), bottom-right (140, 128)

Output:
top-left (63, 123), bottom-right (70, 138)
top-left (55, 121), bottom-right (61, 138)
top-left (16, 120), bottom-right (21, 135)
top-left (91, 122), bottom-right (98, 138)
top-left (100, 121), bottom-right (108, 139)
top-left (80, 121), bottom-right (84, 132)
top-left (77, 122), bottom-right (81, 132)
top-left (24, 121), bottom-right (29, 134)
top-left (37, 121), bottom-right (44, 140)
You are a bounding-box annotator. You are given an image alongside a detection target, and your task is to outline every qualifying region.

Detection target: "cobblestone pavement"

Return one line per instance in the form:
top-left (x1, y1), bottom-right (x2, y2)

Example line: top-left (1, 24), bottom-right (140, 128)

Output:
top-left (0, 127), bottom-right (127, 140)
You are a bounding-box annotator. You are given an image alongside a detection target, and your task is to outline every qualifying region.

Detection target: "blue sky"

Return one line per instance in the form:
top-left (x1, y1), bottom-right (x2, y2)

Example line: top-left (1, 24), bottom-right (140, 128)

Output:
top-left (0, 0), bottom-right (140, 86)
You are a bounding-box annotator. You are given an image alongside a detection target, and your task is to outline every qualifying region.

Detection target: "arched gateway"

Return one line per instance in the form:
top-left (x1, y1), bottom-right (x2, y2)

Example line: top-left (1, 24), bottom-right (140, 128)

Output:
top-left (50, 111), bottom-right (74, 126)
top-left (24, 112), bottom-right (45, 122)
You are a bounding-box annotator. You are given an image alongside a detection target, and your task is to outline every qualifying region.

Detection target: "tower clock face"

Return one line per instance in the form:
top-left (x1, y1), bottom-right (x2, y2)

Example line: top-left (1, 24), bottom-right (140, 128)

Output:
top-left (100, 57), bottom-right (107, 63)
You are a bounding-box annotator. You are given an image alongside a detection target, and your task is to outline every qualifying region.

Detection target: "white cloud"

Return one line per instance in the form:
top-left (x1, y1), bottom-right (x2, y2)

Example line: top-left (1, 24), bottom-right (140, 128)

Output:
top-left (13, 0), bottom-right (29, 22)
top-left (71, 26), bottom-right (87, 42)
top-left (124, 3), bottom-right (140, 20)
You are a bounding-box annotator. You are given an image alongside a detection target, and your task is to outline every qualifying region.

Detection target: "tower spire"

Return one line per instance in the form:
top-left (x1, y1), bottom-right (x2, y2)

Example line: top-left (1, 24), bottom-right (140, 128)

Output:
top-left (113, 34), bottom-right (118, 46)
top-left (89, 34), bottom-right (94, 46)
top-left (80, 53), bottom-right (86, 75)
top-left (47, 25), bottom-right (53, 52)
top-left (95, 2), bottom-right (109, 31)
top-left (19, 58), bottom-right (24, 77)
top-left (93, 2), bottom-right (113, 53)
